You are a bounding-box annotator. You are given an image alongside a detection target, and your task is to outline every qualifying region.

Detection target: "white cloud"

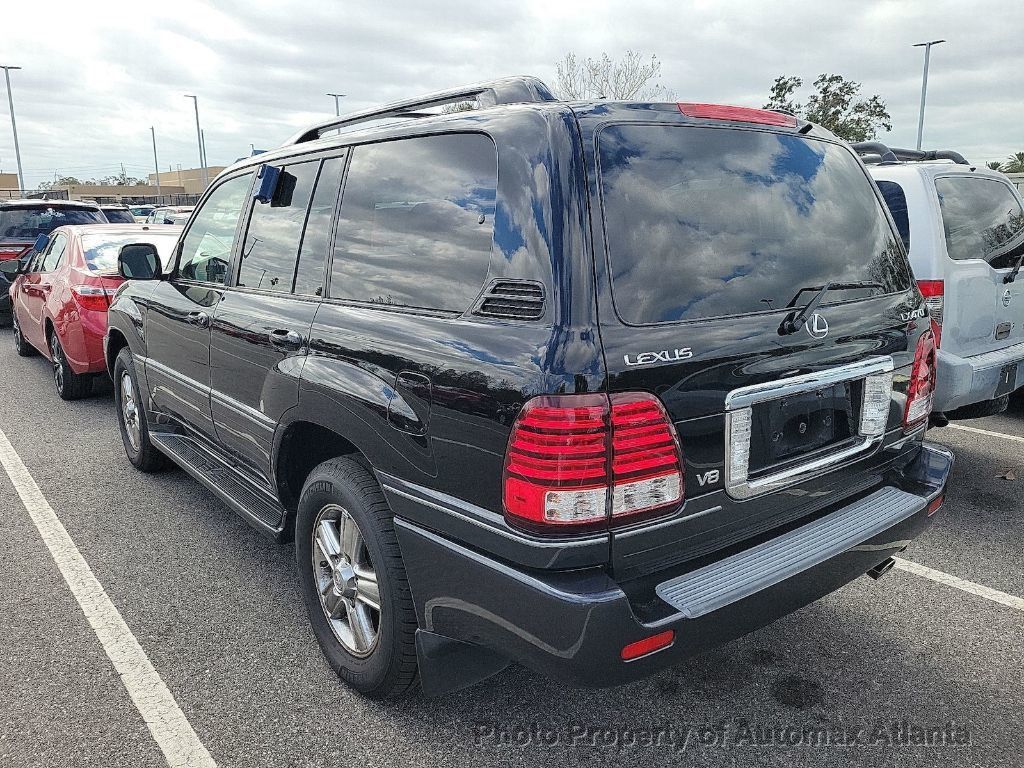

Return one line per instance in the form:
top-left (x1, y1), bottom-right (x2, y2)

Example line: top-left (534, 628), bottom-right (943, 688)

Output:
top-left (0, 0), bottom-right (1021, 187)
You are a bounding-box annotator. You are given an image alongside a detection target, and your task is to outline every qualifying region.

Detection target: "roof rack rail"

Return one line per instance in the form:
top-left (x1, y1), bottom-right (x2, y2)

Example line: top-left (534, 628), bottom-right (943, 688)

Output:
top-left (283, 76), bottom-right (558, 146)
top-left (851, 141), bottom-right (969, 166)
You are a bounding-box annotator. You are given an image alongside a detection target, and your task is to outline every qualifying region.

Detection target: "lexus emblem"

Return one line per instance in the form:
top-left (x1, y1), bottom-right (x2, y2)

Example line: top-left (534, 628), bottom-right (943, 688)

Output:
top-left (1003, 289), bottom-right (1012, 308)
top-left (806, 313), bottom-right (829, 339)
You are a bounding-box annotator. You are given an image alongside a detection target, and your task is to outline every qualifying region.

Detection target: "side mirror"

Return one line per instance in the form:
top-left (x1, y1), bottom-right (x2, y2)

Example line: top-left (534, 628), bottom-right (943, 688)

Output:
top-left (33, 234), bottom-right (49, 252)
top-left (0, 259), bottom-right (21, 277)
top-left (118, 243), bottom-right (163, 280)
top-left (253, 164), bottom-right (281, 204)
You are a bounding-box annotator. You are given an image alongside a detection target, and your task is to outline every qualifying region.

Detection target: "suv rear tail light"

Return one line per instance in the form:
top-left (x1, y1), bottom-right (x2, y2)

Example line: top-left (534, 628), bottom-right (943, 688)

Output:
top-left (917, 280), bottom-right (943, 348)
top-left (503, 393), bottom-right (684, 530)
top-left (904, 329), bottom-right (937, 428)
top-left (71, 285), bottom-right (113, 311)
top-left (677, 103), bottom-right (798, 128)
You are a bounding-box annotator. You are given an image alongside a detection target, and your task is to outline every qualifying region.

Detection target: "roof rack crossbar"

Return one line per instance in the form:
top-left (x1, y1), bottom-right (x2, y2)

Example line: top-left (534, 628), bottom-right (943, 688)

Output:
top-left (852, 141), bottom-right (969, 166)
top-left (283, 76), bottom-right (557, 146)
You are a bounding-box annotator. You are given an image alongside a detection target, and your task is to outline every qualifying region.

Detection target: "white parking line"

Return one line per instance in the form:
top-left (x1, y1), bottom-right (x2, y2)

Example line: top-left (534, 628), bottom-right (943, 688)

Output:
top-left (894, 558), bottom-right (1024, 612)
top-left (945, 423), bottom-right (1024, 443)
top-left (0, 428), bottom-right (217, 768)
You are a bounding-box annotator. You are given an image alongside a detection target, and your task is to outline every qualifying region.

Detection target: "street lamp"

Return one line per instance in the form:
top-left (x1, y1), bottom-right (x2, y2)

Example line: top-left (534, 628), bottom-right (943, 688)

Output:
top-left (0, 65), bottom-right (25, 192)
top-left (327, 92), bottom-right (346, 116)
top-left (913, 39), bottom-right (946, 151)
top-left (150, 127), bottom-right (161, 199)
top-left (184, 94), bottom-right (208, 188)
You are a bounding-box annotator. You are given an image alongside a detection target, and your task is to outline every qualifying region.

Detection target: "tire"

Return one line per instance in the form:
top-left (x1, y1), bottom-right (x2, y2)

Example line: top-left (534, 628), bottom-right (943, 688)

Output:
top-left (946, 395), bottom-right (1009, 421)
top-left (12, 311), bottom-right (36, 357)
top-left (113, 347), bottom-right (169, 472)
top-left (49, 330), bottom-right (91, 400)
top-left (295, 457), bottom-right (419, 698)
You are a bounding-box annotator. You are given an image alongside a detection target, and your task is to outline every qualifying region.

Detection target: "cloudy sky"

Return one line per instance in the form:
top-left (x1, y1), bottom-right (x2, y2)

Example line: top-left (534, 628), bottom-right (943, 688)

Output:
top-left (1, 0), bottom-right (1021, 189)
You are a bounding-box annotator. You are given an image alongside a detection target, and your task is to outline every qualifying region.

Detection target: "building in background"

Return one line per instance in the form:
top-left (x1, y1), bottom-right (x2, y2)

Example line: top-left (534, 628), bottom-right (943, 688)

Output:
top-left (0, 172), bottom-right (21, 198)
top-left (148, 166), bottom-right (226, 195)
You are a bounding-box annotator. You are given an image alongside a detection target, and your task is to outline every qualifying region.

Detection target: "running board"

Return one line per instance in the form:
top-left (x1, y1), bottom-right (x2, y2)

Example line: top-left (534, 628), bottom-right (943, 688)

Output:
top-left (150, 433), bottom-right (285, 538)
top-left (655, 487), bottom-right (924, 618)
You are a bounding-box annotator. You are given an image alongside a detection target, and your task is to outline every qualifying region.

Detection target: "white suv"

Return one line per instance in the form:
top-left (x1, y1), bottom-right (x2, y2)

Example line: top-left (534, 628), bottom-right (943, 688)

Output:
top-left (857, 143), bottom-right (1024, 419)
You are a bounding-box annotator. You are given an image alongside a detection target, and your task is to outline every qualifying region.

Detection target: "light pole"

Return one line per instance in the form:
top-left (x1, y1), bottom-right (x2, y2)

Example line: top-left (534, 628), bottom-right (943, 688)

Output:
top-left (327, 92), bottom-right (346, 116)
top-left (913, 39), bottom-right (945, 151)
top-left (150, 127), bottom-right (161, 199)
top-left (1, 65), bottom-right (25, 192)
top-left (184, 94), bottom-right (208, 188)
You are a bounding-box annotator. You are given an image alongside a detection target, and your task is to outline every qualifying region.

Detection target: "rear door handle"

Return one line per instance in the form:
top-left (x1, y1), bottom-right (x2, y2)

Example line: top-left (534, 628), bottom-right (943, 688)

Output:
top-left (186, 311), bottom-right (211, 328)
top-left (268, 329), bottom-right (303, 348)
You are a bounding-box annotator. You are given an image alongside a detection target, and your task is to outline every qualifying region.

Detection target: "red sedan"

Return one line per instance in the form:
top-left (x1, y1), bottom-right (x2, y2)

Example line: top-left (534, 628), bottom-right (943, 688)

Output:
top-left (6, 224), bottom-right (182, 399)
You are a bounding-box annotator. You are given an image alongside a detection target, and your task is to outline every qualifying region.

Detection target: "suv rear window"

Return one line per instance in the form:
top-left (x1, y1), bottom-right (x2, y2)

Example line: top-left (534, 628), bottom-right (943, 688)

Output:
top-left (102, 208), bottom-right (135, 224)
top-left (598, 125), bottom-right (911, 325)
top-left (935, 177), bottom-right (1024, 268)
top-left (0, 205), bottom-right (105, 240)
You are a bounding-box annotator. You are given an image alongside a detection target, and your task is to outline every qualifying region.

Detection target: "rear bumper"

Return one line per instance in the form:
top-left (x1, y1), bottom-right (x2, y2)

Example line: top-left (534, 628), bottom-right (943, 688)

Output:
top-left (394, 443), bottom-right (952, 689)
top-left (935, 342), bottom-right (1024, 411)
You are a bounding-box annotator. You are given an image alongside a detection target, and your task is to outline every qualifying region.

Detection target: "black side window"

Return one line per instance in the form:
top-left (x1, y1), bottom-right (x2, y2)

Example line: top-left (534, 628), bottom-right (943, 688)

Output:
top-left (238, 161), bottom-right (320, 293)
top-left (876, 181), bottom-right (911, 253)
top-left (178, 173), bottom-right (253, 284)
top-left (329, 133), bottom-right (496, 311)
top-left (40, 234), bottom-right (68, 272)
top-left (293, 155), bottom-right (345, 296)
top-left (936, 177), bottom-right (1024, 267)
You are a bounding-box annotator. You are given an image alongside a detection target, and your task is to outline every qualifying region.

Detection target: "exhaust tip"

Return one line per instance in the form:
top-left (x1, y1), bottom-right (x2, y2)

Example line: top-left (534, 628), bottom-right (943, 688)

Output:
top-left (866, 557), bottom-right (897, 580)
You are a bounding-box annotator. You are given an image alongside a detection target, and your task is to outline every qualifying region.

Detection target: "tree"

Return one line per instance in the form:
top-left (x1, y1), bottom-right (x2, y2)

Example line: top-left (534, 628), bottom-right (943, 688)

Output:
top-left (441, 101), bottom-right (476, 114)
top-left (987, 161), bottom-right (1004, 171)
top-left (37, 176), bottom-right (83, 190)
top-left (1003, 152), bottom-right (1024, 174)
top-left (763, 74), bottom-right (892, 142)
top-left (555, 50), bottom-right (672, 100)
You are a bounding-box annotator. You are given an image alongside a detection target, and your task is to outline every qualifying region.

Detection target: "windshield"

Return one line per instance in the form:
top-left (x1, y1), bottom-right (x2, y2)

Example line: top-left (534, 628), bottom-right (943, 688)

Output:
top-left (598, 125), bottom-right (912, 324)
top-left (103, 209), bottom-right (136, 224)
top-left (81, 232), bottom-right (180, 273)
top-left (0, 205), bottom-right (106, 242)
top-left (129, 206), bottom-right (154, 215)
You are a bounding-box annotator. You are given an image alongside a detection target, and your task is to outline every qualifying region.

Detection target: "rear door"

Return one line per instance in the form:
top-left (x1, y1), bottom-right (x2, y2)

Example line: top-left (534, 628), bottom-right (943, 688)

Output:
top-left (934, 175), bottom-right (1024, 357)
top-left (209, 156), bottom-right (343, 482)
top-left (588, 120), bottom-right (923, 577)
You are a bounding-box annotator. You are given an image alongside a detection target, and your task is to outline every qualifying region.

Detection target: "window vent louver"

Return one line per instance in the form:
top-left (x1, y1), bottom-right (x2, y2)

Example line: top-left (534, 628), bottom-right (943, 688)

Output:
top-left (473, 280), bottom-right (545, 320)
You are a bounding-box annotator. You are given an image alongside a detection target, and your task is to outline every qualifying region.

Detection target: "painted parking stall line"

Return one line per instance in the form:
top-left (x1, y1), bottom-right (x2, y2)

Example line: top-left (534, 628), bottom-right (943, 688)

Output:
top-left (894, 557), bottom-right (1024, 612)
top-left (0, 427), bottom-right (217, 768)
top-left (945, 423), bottom-right (1024, 443)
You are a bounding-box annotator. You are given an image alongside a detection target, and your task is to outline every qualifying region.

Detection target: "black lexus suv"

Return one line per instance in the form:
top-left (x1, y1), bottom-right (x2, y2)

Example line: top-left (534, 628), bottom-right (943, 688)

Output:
top-left (104, 76), bottom-right (953, 699)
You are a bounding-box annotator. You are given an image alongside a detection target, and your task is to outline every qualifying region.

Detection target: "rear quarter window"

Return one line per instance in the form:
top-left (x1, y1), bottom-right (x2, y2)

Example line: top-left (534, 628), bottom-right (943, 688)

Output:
top-left (329, 133), bottom-right (496, 312)
top-left (935, 176), bottom-right (1024, 268)
top-left (875, 181), bottom-right (911, 253)
top-left (598, 125), bottom-right (911, 325)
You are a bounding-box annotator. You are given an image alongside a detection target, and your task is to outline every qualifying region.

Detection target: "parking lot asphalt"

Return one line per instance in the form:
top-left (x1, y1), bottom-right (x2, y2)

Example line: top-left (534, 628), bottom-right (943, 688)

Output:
top-left (0, 337), bottom-right (1022, 768)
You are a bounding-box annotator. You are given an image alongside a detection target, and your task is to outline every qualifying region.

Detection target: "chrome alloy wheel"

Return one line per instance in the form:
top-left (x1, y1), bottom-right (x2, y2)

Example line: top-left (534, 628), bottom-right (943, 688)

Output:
top-left (312, 504), bottom-right (381, 657)
top-left (50, 335), bottom-right (64, 392)
top-left (120, 371), bottom-right (141, 452)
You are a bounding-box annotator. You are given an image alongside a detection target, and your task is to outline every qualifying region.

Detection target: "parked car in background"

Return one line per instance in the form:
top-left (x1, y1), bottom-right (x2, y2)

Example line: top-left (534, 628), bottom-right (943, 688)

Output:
top-left (856, 143), bottom-right (1024, 419)
top-left (129, 205), bottom-right (156, 223)
top-left (0, 199), bottom-right (106, 326)
top-left (100, 204), bottom-right (136, 224)
top-left (2, 224), bottom-right (181, 399)
top-left (146, 205), bottom-right (194, 225)
top-left (105, 77), bottom-right (951, 699)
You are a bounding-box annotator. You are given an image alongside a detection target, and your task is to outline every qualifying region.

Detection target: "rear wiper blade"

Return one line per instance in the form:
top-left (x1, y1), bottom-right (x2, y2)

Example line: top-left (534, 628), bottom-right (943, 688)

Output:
top-left (1003, 252), bottom-right (1024, 284)
top-left (778, 281), bottom-right (883, 336)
